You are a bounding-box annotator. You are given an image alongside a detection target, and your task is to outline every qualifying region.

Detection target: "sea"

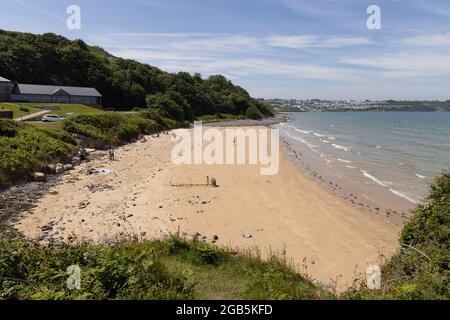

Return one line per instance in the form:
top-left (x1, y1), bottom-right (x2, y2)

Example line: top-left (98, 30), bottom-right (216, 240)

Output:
top-left (278, 112), bottom-right (450, 210)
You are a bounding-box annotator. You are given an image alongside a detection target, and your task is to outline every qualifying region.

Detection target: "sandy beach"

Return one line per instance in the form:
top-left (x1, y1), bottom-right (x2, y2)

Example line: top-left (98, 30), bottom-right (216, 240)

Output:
top-left (13, 126), bottom-right (401, 291)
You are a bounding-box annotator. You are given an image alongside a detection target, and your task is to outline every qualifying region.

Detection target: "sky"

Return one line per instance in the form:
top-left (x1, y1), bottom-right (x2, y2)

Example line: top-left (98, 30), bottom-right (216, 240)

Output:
top-left (1, 0), bottom-right (450, 100)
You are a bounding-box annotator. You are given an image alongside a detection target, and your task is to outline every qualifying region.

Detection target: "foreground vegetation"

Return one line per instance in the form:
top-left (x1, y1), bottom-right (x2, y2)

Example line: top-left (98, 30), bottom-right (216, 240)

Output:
top-left (347, 171), bottom-right (450, 300)
top-left (0, 173), bottom-right (448, 300)
top-left (0, 237), bottom-right (330, 300)
top-left (0, 119), bottom-right (76, 187)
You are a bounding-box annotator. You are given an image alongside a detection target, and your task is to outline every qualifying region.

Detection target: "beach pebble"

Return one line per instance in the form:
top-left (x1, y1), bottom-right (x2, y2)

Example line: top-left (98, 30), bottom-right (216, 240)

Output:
top-left (63, 164), bottom-right (74, 171)
top-left (32, 172), bottom-right (46, 182)
top-left (71, 156), bottom-right (81, 165)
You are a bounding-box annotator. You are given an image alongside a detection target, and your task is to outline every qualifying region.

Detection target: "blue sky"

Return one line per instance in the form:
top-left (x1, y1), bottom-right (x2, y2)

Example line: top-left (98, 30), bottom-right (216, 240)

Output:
top-left (1, 0), bottom-right (450, 100)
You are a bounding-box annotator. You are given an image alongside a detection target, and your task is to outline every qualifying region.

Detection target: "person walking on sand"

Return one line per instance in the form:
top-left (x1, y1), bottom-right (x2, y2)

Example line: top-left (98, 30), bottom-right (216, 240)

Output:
top-left (109, 146), bottom-right (115, 161)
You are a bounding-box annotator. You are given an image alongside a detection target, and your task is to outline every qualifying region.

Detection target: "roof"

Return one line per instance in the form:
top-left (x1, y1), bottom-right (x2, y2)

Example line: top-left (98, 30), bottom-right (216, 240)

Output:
top-left (16, 84), bottom-right (102, 97)
top-left (0, 76), bottom-right (11, 82)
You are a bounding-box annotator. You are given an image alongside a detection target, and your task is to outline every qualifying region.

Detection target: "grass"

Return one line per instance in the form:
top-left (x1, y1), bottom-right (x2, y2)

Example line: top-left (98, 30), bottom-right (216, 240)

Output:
top-left (15, 103), bottom-right (104, 117)
top-left (0, 119), bottom-right (76, 187)
top-left (0, 237), bottom-right (332, 300)
top-left (0, 103), bottom-right (103, 119)
top-left (197, 114), bottom-right (243, 123)
top-left (64, 111), bottom-right (180, 145)
top-left (28, 122), bottom-right (64, 132)
top-left (0, 103), bottom-right (41, 119)
top-left (345, 171), bottom-right (450, 300)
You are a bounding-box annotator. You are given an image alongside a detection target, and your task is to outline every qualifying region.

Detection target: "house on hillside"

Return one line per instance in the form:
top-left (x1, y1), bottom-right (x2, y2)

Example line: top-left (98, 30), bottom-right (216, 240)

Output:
top-left (0, 76), bottom-right (14, 102)
top-left (0, 76), bottom-right (102, 105)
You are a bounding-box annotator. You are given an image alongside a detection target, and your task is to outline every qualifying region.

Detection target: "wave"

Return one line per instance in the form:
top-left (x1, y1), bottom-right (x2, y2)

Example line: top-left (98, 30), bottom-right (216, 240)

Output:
top-left (361, 170), bottom-right (390, 187)
top-left (321, 140), bottom-right (331, 144)
top-left (313, 132), bottom-right (326, 137)
top-left (320, 154), bottom-right (333, 163)
top-left (295, 129), bottom-right (311, 135)
top-left (415, 174), bottom-right (426, 179)
top-left (346, 165), bottom-right (357, 169)
top-left (284, 131), bottom-right (318, 151)
top-left (389, 189), bottom-right (420, 204)
top-left (280, 123), bottom-right (312, 135)
top-left (337, 158), bottom-right (351, 163)
top-left (328, 137), bottom-right (336, 140)
top-left (332, 144), bottom-right (350, 151)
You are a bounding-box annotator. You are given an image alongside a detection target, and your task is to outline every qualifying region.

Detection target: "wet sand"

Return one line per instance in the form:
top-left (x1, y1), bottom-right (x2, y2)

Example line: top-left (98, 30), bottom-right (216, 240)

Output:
top-left (14, 127), bottom-right (401, 291)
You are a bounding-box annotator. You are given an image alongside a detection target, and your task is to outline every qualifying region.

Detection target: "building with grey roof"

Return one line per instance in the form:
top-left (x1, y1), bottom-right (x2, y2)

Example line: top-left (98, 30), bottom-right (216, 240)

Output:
top-left (0, 77), bottom-right (14, 102)
top-left (0, 77), bottom-right (102, 105)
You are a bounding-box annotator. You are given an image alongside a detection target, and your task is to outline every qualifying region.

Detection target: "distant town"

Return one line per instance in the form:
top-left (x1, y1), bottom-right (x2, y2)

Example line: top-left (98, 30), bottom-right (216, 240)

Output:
top-left (260, 99), bottom-right (450, 112)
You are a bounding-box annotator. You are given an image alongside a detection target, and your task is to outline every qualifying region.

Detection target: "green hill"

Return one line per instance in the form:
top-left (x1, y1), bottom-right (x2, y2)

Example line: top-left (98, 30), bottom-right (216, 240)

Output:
top-left (0, 29), bottom-right (273, 120)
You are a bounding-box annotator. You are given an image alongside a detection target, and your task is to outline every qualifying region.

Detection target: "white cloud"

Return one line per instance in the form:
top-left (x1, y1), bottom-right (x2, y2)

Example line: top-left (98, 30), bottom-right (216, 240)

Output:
top-left (8, 0), bottom-right (65, 22)
top-left (401, 33), bottom-right (450, 46)
top-left (108, 49), bottom-right (213, 62)
top-left (136, 56), bottom-right (358, 80)
top-left (342, 53), bottom-right (450, 77)
top-left (266, 35), bottom-right (372, 48)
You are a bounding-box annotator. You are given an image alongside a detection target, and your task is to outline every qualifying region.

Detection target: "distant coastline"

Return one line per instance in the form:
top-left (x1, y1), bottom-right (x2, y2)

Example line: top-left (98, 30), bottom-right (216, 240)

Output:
top-left (263, 99), bottom-right (450, 112)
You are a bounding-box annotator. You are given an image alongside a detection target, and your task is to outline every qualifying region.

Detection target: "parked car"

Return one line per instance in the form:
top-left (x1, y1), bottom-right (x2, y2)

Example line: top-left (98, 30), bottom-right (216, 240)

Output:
top-left (42, 114), bottom-right (64, 122)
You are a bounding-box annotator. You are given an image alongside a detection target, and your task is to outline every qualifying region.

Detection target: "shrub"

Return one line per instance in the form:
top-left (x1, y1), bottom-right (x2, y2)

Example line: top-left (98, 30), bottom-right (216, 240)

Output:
top-left (346, 171), bottom-right (450, 300)
top-left (63, 113), bottom-right (160, 144)
top-left (0, 240), bottom-right (193, 300)
top-left (0, 120), bottom-right (76, 187)
top-left (245, 105), bottom-right (264, 120)
top-left (140, 109), bottom-right (177, 131)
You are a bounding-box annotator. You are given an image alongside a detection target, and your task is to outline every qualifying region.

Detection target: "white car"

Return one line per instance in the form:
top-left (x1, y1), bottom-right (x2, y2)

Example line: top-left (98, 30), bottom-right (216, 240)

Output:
top-left (42, 114), bottom-right (64, 122)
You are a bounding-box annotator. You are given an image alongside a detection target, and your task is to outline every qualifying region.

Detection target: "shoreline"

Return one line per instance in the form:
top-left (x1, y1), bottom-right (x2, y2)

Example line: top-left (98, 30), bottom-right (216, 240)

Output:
top-left (280, 136), bottom-right (412, 226)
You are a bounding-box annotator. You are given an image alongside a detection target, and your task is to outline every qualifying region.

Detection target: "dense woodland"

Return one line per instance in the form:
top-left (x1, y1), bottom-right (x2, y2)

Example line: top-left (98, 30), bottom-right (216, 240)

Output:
top-left (0, 29), bottom-right (273, 120)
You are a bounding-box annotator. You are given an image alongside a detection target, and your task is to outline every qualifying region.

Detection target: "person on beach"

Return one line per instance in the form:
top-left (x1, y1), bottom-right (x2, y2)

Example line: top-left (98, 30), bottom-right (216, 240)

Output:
top-left (109, 146), bottom-right (115, 161)
top-left (78, 147), bottom-right (88, 161)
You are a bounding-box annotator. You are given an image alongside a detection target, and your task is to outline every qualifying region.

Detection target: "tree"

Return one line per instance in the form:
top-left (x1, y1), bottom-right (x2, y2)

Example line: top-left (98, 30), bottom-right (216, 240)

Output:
top-left (146, 93), bottom-right (185, 121)
top-left (245, 105), bottom-right (263, 120)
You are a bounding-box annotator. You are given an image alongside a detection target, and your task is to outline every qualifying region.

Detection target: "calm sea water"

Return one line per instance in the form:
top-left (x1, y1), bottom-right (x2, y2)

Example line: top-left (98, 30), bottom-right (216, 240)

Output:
top-left (279, 112), bottom-right (450, 205)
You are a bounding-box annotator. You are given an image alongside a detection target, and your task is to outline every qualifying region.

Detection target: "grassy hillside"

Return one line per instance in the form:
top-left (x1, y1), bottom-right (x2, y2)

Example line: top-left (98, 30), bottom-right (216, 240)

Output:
top-left (0, 29), bottom-right (273, 119)
top-left (0, 103), bottom-right (102, 119)
top-left (0, 103), bottom-right (40, 119)
top-left (0, 119), bottom-right (77, 187)
top-left (0, 237), bottom-right (331, 300)
top-left (17, 103), bottom-right (104, 117)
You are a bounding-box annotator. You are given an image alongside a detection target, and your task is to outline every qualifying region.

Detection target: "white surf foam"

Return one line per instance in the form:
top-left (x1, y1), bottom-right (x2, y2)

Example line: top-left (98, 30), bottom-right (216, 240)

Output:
top-left (295, 129), bottom-right (311, 135)
top-left (284, 131), bottom-right (318, 151)
top-left (361, 170), bottom-right (389, 187)
top-left (389, 189), bottom-right (420, 204)
top-left (415, 174), bottom-right (426, 179)
top-left (337, 159), bottom-right (351, 163)
top-left (313, 132), bottom-right (326, 137)
top-left (332, 144), bottom-right (350, 151)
